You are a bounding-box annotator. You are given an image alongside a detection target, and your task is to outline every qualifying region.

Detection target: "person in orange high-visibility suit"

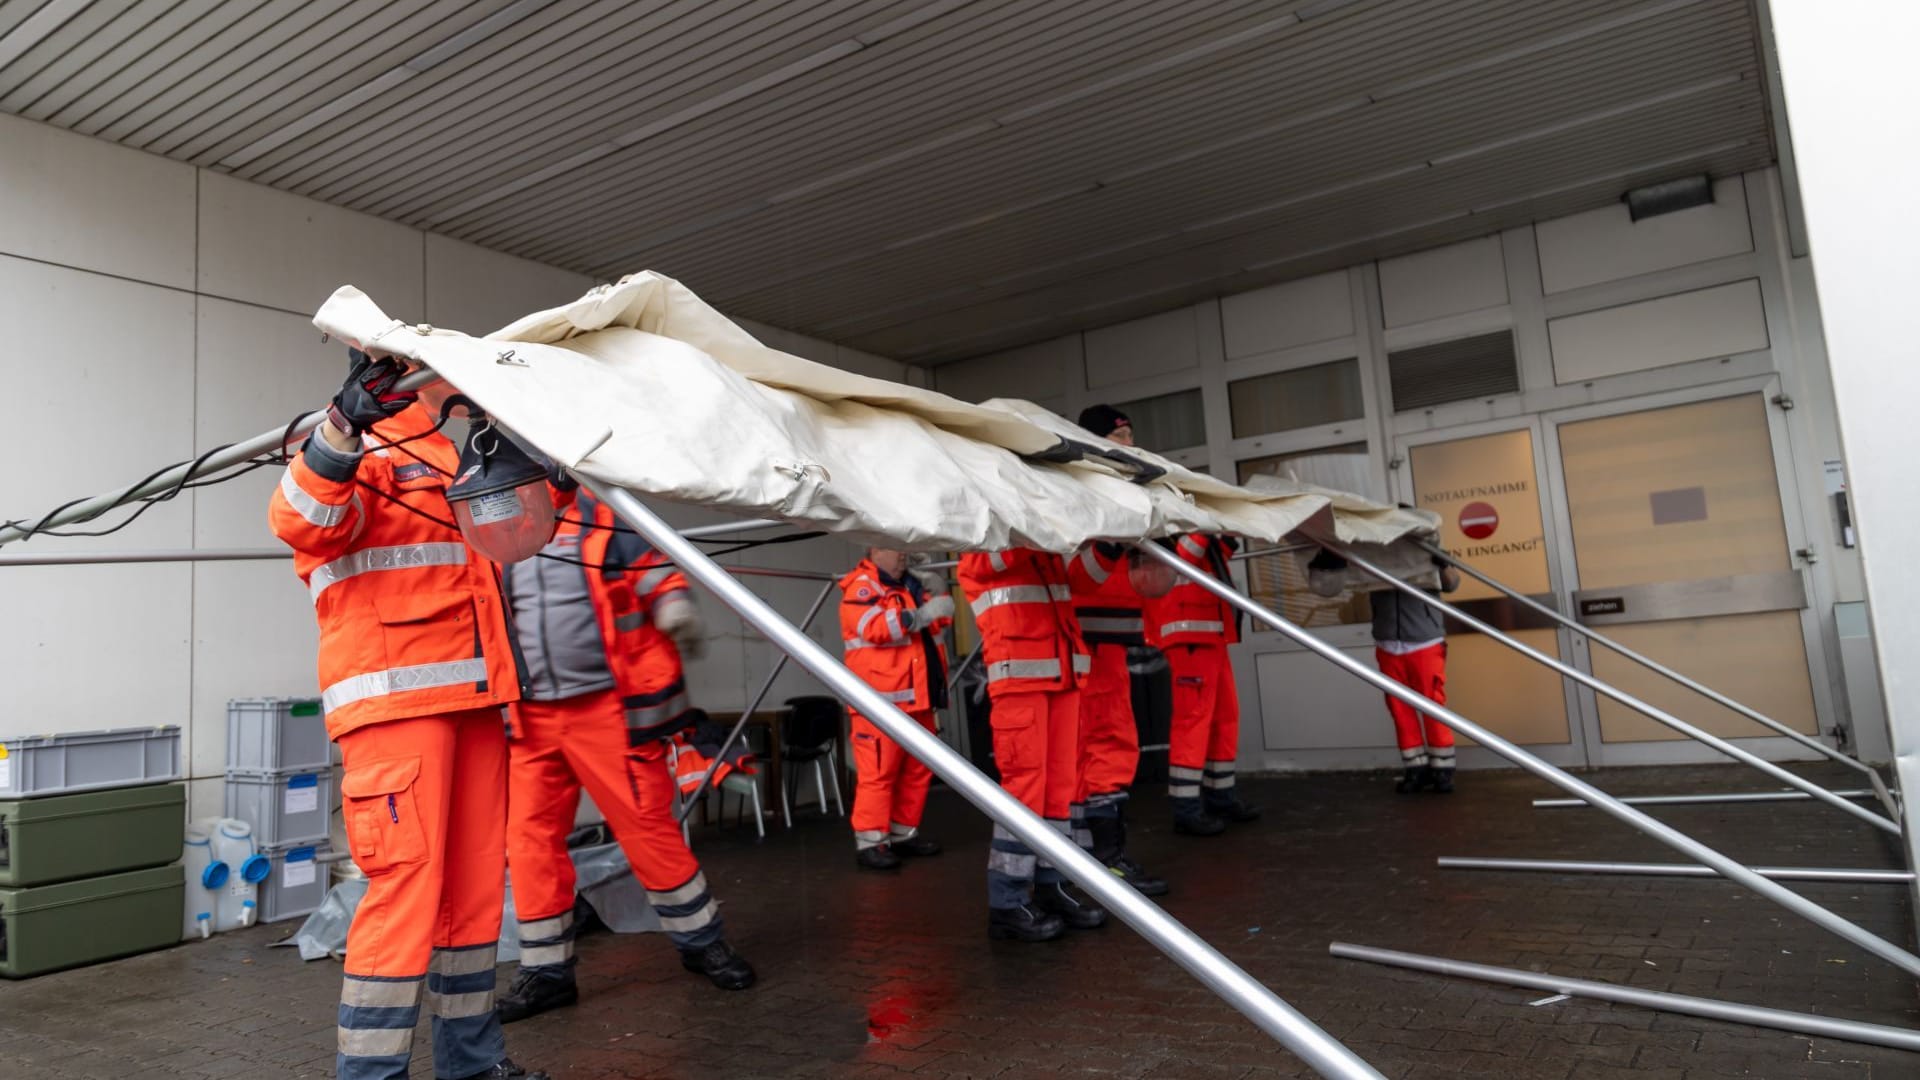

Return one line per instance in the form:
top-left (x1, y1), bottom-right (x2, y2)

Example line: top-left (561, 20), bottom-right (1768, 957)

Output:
top-left (1144, 533), bottom-right (1263, 836)
top-left (495, 491), bottom-right (755, 1024)
top-left (269, 352), bottom-right (550, 1080)
top-left (1065, 541), bottom-right (1169, 896)
top-left (959, 548), bottom-right (1106, 942)
top-left (838, 548), bottom-right (953, 871)
top-left (1310, 547), bottom-right (1463, 793)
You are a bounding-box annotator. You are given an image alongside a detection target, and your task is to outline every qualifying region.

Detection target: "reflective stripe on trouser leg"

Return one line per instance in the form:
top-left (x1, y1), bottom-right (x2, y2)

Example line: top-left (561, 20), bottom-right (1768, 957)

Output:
top-left (855, 828), bottom-right (890, 850)
top-left (1428, 745), bottom-right (1456, 771)
top-left (889, 822), bottom-right (918, 841)
top-left (1168, 764), bottom-right (1204, 817)
top-left (337, 974), bottom-right (421, 1080)
top-left (1203, 758), bottom-right (1237, 812)
top-left (1034, 817), bottom-right (1073, 884)
top-left (1084, 789), bottom-right (1128, 820)
top-left (427, 943), bottom-right (504, 1080)
top-left (1069, 801), bottom-right (1092, 851)
top-left (987, 822), bottom-right (1038, 909)
top-left (515, 908), bottom-right (576, 973)
top-left (648, 869), bottom-right (724, 951)
top-left (1399, 745), bottom-right (1430, 768)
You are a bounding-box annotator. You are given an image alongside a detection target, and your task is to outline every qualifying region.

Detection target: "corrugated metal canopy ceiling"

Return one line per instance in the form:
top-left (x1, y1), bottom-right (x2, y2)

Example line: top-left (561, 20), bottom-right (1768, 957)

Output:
top-left (0, 0), bottom-right (1774, 363)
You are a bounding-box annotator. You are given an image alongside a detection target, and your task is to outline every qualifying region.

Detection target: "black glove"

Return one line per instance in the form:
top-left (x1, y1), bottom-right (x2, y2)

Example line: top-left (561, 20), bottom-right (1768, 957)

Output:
top-left (327, 349), bottom-right (416, 436)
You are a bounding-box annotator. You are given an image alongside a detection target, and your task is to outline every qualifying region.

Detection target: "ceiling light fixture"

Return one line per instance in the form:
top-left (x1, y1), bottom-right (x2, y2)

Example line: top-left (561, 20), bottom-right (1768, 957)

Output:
top-left (1622, 174), bottom-right (1715, 221)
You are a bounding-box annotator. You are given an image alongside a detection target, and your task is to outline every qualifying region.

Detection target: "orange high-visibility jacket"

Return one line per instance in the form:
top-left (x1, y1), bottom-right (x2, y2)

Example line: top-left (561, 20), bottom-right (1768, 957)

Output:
top-left (1144, 534), bottom-right (1242, 648)
top-left (1067, 543), bottom-right (1145, 647)
top-left (573, 494), bottom-right (697, 742)
top-left (957, 548), bottom-right (1089, 699)
top-left (269, 404), bottom-right (522, 739)
top-left (838, 559), bottom-right (952, 712)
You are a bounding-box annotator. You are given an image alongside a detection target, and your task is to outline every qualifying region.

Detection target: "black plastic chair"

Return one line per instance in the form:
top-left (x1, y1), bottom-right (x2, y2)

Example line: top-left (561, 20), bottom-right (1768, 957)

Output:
top-left (779, 696), bottom-right (846, 828)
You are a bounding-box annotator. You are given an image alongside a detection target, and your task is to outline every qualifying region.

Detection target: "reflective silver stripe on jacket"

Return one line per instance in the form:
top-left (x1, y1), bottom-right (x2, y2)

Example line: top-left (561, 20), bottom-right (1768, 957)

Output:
top-left (279, 469), bottom-right (356, 528)
top-left (634, 567), bottom-right (675, 595)
top-left (1178, 535), bottom-right (1208, 559)
top-left (626, 690), bottom-right (689, 729)
top-left (1075, 545), bottom-right (1110, 583)
top-left (309, 542), bottom-right (469, 602)
top-left (1076, 615), bottom-right (1142, 634)
top-left (614, 611), bottom-right (646, 632)
top-left (855, 604), bottom-right (907, 644)
top-left (1072, 653), bottom-right (1091, 674)
top-left (1158, 619), bottom-right (1226, 637)
top-left (874, 686), bottom-right (916, 703)
top-left (989, 551), bottom-right (1008, 572)
top-left (322, 658), bottom-right (489, 714)
top-left (985, 658), bottom-right (1062, 683)
top-left (969, 584), bottom-right (1072, 617)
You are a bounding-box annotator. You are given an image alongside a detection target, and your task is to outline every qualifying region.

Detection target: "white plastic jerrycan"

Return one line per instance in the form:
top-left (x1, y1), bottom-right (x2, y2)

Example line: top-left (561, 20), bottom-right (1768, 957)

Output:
top-left (207, 817), bottom-right (273, 931)
top-left (182, 822), bottom-right (226, 940)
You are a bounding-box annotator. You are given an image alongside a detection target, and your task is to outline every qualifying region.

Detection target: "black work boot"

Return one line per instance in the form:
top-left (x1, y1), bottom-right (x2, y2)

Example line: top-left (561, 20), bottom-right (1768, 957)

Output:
top-left (680, 939), bottom-right (757, 990)
top-left (856, 843), bottom-right (903, 870)
top-left (987, 903), bottom-right (1065, 942)
top-left (891, 835), bottom-right (942, 857)
top-left (494, 968), bottom-right (578, 1024)
top-left (1395, 765), bottom-right (1433, 794)
top-left (1430, 767), bottom-right (1456, 794)
top-left (1173, 811), bottom-right (1226, 836)
top-left (1207, 798), bottom-right (1263, 823)
top-left (1108, 855), bottom-right (1169, 897)
top-left (1033, 881), bottom-right (1108, 929)
top-left (455, 1060), bottom-right (551, 1080)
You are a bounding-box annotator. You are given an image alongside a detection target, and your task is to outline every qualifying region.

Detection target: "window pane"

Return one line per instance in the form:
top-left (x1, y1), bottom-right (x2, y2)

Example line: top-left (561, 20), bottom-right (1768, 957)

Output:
top-left (1228, 359), bottom-right (1363, 438)
top-left (1115, 388), bottom-right (1206, 451)
top-left (1388, 331), bottom-right (1518, 411)
top-left (1237, 442), bottom-right (1373, 627)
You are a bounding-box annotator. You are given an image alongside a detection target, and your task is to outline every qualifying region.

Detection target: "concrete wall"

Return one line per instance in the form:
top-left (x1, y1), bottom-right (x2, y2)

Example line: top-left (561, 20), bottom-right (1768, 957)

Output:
top-left (936, 167), bottom-right (1872, 771)
top-left (0, 112), bottom-right (901, 818)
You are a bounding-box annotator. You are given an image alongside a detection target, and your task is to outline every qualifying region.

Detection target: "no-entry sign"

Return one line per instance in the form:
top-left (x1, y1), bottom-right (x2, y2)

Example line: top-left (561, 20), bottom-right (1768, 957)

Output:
top-left (1459, 501), bottom-right (1500, 540)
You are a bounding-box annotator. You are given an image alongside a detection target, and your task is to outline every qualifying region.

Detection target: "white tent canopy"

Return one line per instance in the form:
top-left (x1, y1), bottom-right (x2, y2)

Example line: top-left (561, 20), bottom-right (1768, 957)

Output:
top-left (313, 272), bottom-right (1437, 565)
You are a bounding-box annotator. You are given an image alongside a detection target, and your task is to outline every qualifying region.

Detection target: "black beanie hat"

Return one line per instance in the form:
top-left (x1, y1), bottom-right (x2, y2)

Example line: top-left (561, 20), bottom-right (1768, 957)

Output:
top-left (1077, 403), bottom-right (1131, 438)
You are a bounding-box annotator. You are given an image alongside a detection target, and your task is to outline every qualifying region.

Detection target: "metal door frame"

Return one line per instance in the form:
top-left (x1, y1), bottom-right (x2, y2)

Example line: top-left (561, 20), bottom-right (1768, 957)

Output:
top-left (1537, 372), bottom-right (1842, 767)
top-left (1389, 414), bottom-right (1589, 769)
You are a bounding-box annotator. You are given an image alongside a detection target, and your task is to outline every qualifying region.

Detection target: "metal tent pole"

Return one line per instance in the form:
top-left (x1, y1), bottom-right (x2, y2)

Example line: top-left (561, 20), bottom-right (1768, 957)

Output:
top-left (1134, 541), bottom-right (1920, 978)
top-left (1329, 943), bottom-right (1920, 1052)
top-left (1436, 856), bottom-right (1913, 884)
top-left (590, 485), bottom-right (1384, 1080)
top-left (1424, 541), bottom-right (1873, 776)
top-left (0, 368), bottom-right (438, 548)
top-left (677, 577), bottom-right (839, 821)
top-left (1337, 547), bottom-right (1899, 836)
top-left (0, 548), bottom-right (293, 566)
top-left (1534, 789), bottom-right (1876, 809)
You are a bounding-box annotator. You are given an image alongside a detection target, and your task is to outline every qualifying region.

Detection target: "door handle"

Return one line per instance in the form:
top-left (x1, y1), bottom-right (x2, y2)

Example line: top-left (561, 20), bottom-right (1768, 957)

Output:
top-left (1794, 545), bottom-right (1819, 566)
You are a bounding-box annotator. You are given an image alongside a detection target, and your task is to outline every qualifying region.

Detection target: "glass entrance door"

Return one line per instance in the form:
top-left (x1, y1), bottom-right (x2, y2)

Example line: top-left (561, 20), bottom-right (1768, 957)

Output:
top-left (1404, 426), bottom-right (1575, 755)
top-left (1552, 391), bottom-right (1821, 758)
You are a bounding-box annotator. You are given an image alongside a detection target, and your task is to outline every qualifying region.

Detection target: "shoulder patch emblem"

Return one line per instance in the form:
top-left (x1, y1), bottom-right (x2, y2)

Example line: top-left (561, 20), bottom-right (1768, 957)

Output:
top-left (856, 587), bottom-right (873, 599)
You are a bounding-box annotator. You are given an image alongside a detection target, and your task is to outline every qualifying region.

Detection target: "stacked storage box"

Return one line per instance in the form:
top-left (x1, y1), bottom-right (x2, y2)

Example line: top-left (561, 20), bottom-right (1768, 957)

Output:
top-left (224, 699), bottom-right (337, 923)
top-left (0, 727), bottom-right (186, 977)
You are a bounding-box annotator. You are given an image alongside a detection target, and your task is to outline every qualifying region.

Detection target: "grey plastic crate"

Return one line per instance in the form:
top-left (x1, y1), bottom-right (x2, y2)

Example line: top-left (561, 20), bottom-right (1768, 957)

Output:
top-left (224, 769), bottom-right (333, 847)
top-left (0, 727), bottom-right (182, 799)
top-left (226, 698), bottom-right (329, 774)
top-left (259, 842), bottom-right (332, 924)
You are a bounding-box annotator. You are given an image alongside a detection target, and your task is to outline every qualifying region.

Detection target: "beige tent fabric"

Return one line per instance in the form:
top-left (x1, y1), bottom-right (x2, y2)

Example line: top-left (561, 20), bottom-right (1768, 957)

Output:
top-left (312, 271), bottom-right (1437, 557)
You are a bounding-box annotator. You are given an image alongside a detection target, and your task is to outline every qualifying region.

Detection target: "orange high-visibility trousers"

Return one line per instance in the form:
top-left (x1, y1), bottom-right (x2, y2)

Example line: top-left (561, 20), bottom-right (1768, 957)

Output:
top-left (985, 688), bottom-right (1080, 908)
top-left (1165, 642), bottom-right (1241, 816)
top-left (335, 707), bottom-right (508, 1080)
top-left (849, 708), bottom-right (937, 850)
top-left (1078, 642), bottom-right (1140, 799)
top-left (505, 689), bottom-right (721, 963)
top-left (1377, 643), bottom-right (1454, 769)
